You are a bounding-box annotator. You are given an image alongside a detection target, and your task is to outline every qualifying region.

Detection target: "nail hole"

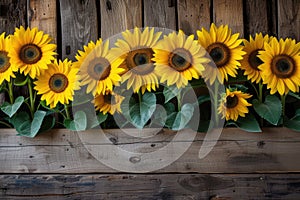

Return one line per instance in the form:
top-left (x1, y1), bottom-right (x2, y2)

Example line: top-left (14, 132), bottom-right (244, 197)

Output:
top-left (129, 156), bottom-right (141, 163)
top-left (106, 0), bottom-right (112, 10)
top-left (66, 46), bottom-right (71, 55)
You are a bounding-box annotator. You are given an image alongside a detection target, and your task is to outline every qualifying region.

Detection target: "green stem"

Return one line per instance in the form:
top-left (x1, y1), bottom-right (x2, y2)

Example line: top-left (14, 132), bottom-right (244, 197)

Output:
top-left (138, 91), bottom-right (142, 104)
top-left (177, 91), bottom-right (182, 111)
top-left (27, 79), bottom-right (35, 118)
top-left (8, 80), bottom-right (14, 104)
top-left (214, 81), bottom-right (220, 127)
top-left (258, 82), bottom-right (264, 127)
top-left (0, 121), bottom-right (12, 128)
top-left (281, 94), bottom-right (286, 124)
top-left (64, 104), bottom-right (71, 120)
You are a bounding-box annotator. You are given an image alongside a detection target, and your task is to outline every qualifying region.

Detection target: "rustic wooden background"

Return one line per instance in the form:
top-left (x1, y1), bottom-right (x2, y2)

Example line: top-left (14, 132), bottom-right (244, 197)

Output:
top-left (1, 0), bottom-right (300, 199)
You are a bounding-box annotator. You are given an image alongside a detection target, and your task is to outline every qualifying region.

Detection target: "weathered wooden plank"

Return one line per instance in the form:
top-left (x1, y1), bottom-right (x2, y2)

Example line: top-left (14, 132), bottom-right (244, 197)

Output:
top-left (99, 0), bottom-right (142, 39)
top-left (244, 0), bottom-right (269, 37)
top-left (278, 0), bottom-right (300, 40)
top-left (0, 128), bottom-right (300, 173)
top-left (143, 0), bottom-right (176, 30)
top-left (59, 0), bottom-right (98, 60)
top-left (1, 174), bottom-right (300, 199)
top-left (213, 0), bottom-right (244, 37)
top-left (27, 0), bottom-right (57, 43)
top-left (177, 0), bottom-right (211, 35)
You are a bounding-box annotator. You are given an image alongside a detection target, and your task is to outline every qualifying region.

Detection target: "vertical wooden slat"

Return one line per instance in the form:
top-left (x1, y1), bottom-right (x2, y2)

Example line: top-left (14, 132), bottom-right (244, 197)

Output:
top-left (244, 0), bottom-right (269, 37)
top-left (100, 0), bottom-right (142, 39)
top-left (177, 0), bottom-right (211, 35)
top-left (278, 0), bottom-right (300, 40)
top-left (27, 0), bottom-right (57, 43)
top-left (143, 0), bottom-right (176, 30)
top-left (60, 0), bottom-right (98, 60)
top-left (213, 0), bottom-right (244, 36)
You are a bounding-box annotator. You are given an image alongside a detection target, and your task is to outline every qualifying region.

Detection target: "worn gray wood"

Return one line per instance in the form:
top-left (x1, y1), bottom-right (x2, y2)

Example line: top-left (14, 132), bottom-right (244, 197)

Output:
top-left (99, 0), bottom-right (142, 39)
top-left (1, 174), bottom-right (300, 199)
top-left (143, 0), bottom-right (176, 30)
top-left (59, 0), bottom-right (98, 60)
top-left (213, 0), bottom-right (244, 37)
top-left (27, 0), bottom-right (57, 43)
top-left (1, 128), bottom-right (300, 173)
top-left (178, 0), bottom-right (211, 35)
top-left (278, 0), bottom-right (300, 40)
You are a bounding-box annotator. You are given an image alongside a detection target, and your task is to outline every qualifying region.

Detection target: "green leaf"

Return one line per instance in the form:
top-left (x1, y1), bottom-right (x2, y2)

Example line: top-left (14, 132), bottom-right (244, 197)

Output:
top-left (253, 95), bottom-right (282, 125)
top-left (165, 112), bottom-right (177, 129)
top-left (288, 92), bottom-right (300, 100)
top-left (284, 118), bottom-right (300, 132)
top-left (172, 103), bottom-right (194, 130)
top-left (163, 85), bottom-right (181, 103)
top-left (197, 95), bottom-right (211, 105)
top-left (1, 96), bottom-right (24, 117)
top-left (39, 115), bottom-right (56, 133)
top-left (29, 111), bottom-right (47, 136)
top-left (229, 84), bottom-right (248, 92)
top-left (8, 112), bottom-right (30, 134)
top-left (64, 111), bottom-right (87, 131)
top-left (90, 113), bottom-right (108, 129)
top-left (14, 73), bottom-right (29, 86)
top-left (226, 113), bottom-right (262, 132)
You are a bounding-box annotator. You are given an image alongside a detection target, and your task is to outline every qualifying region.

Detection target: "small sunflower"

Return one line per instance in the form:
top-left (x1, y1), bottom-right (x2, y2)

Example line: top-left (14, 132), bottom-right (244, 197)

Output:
top-left (75, 39), bottom-right (124, 95)
top-left (0, 33), bottom-right (17, 85)
top-left (94, 91), bottom-right (124, 115)
top-left (9, 26), bottom-right (56, 79)
top-left (197, 23), bottom-right (246, 84)
top-left (258, 37), bottom-right (300, 95)
top-left (153, 30), bottom-right (209, 88)
top-left (240, 33), bottom-right (272, 83)
top-left (34, 59), bottom-right (80, 108)
top-left (218, 89), bottom-right (252, 121)
top-left (111, 27), bottom-right (162, 93)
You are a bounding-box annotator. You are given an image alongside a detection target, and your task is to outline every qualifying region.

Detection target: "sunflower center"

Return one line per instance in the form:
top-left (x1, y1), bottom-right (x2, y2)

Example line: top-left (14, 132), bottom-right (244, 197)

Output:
top-left (126, 48), bottom-right (155, 75)
top-left (104, 94), bottom-right (116, 105)
top-left (248, 49), bottom-right (263, 70)
top-left (19, 44), bottom-right (42, 64)
top-left (0, 51), bottom-right (10, 73)
top-left (169, 48), bottom-right (192, 71)
top-left (226, 95), bottom-right (238, 109)
top-left (207, 43), bottom-right (230, 68)
top-left (49, 73), bottom-right (69, 93)
top-left (271, 55), bottom-right (295, 78)
top-left (88, 58), bottom-right (111, 80)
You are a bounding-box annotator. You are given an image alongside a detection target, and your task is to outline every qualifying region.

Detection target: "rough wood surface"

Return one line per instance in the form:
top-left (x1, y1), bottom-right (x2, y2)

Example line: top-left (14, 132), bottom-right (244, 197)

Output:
top-left (143, 0), bottom-right (176, 30)
top-left (100, 0), bottom-right (142, 39)
top-left (27, 0), bottom-right (57, 43)
top-left (177, 0), bottom-right (211, 35)
top-left (0, 128), bottom-right (300, 173)
top-left (213, 0), bottom-right (244, 37)
top-left (1, 174), bottom-right (300, 199)
top-left (278, 0), bottom-right (300, 41)
top-left (59, 0), bottom-right (98, 60)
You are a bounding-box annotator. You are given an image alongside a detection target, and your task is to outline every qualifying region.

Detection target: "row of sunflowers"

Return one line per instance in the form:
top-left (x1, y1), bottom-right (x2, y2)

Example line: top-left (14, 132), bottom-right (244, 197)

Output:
top-left (0, 24), bottom-right (299, 137)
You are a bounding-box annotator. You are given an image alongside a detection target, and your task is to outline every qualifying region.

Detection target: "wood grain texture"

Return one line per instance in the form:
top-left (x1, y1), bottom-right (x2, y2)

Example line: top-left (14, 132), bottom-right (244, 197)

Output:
top-left (1, 174), bottom-right (300, 199)
top-left (99, 0), bottom-right (142, 39)
top-left (244, 0), bottom-right (269, 37)
top-left (27, 0), bottom-right (57, 43)
top-left (278, 0), bottom-right (300, 40)
top-left (1, 128), bottom-right (300, 173)
top-left (143, 0), bottom-right (176, 30)
top-left (59, 0), bottom-right (98, 60)
top-left (213, 0), bottom-right (244, 37)
top-left (178, 0), bottom-right (211, 35)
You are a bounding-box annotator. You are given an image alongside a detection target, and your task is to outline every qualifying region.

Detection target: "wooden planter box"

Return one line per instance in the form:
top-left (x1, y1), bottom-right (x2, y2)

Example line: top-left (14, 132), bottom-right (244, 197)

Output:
top-left (1, 128), bottom-right (300, 199)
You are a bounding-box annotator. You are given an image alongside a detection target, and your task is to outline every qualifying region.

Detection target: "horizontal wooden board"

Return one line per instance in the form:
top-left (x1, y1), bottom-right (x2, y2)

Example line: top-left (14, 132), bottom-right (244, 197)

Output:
top-left (0, 128), bottom-right (300, 173)
top-left (1, 174), bottom-right (300, 199)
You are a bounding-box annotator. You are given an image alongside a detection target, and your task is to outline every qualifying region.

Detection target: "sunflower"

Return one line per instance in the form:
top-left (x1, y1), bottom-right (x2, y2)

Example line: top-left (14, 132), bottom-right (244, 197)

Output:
top-left (240, 33), bottom-right (272, 83)
top-left (0, 33), bottom-right (17, 85)
top-left (153, 30), bottom-right (209, 88)
top-left (218, 89), bottom-right (252, 121)
top-left (34, 59), bottom-right (80, 108)
top-left (9, 26), bottom-right (56, 79)
top-left (94, 91), bottom-right (124, 115)
top-left (75, 39), bottom-right (124, 95)
top-left (197, 23), bottom-right (245, 84)
top-left (111, 27), bottom-right (162, 93)
top-left (258, 37), bottom-right (300, 95)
